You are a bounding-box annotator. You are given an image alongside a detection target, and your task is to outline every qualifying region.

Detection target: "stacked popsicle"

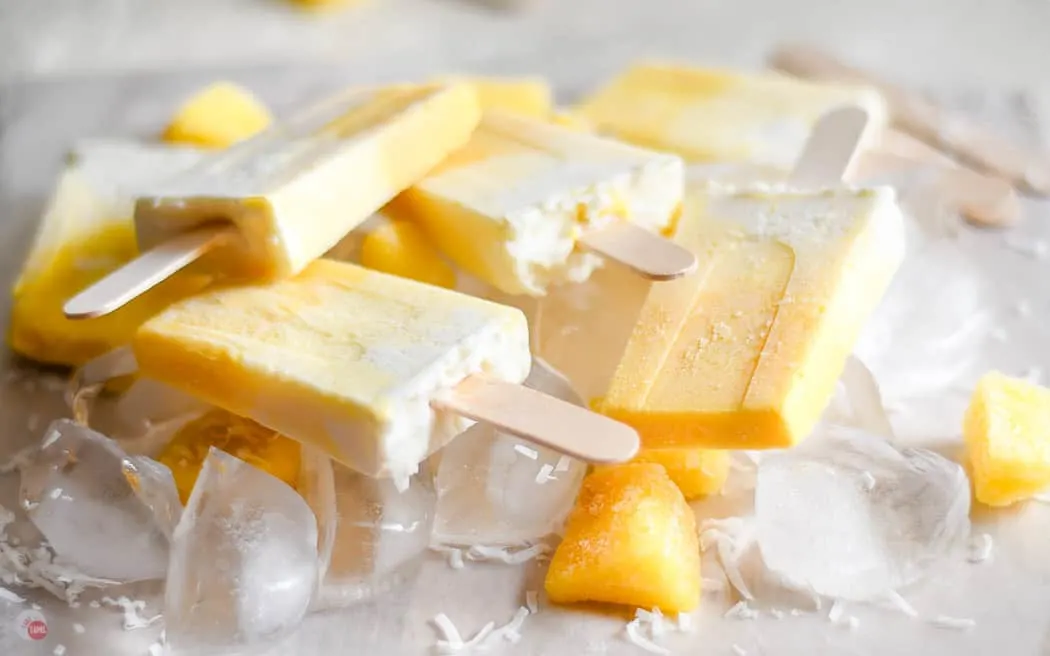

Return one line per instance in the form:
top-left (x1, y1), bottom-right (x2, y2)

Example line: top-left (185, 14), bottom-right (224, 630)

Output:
top-left (12, 60), bottom-right (968, 626)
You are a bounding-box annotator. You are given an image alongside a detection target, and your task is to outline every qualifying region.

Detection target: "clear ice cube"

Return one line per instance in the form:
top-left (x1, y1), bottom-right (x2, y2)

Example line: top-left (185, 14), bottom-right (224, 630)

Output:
top-left (18, 419), bottom-right (181, 582)
top-left (165, 448), bottom-right (317, 654)
top-left (754, 426), bottom-right (971, 601)
top-left (300, 448), bottom-right (435, 610)
top-left (433, 359), bottom-right (587, 546)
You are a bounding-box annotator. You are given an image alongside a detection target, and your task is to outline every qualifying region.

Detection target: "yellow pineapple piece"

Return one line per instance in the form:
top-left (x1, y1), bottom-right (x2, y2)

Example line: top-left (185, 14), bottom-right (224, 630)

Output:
top-left (964, 371), bottom-right (1050, 506)
top-left (162, 82), bottom-right (273, 149)
top-left (360, 219), bottom-right (456, 289)
top-left (159, 408), bottom-right (301, 503)
top-left (545, 463), bottom-right (700, 612)
top-left (631, 447), bottom-right (730, 499)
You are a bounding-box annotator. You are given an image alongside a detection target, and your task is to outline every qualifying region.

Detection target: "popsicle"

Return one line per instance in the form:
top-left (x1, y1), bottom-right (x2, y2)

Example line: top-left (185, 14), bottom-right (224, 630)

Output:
top-left (386, 111), bottom-right (692, 296)
top-left (597, 108), bottom-right (906, 450)
top-left (65, 83), bottom-right (482, 319)
top-left (576, 61), bottom-right (887, 169)
top-left (10, 141), bottom-right (212, 367)
top-left (132, 259), bottom-right (639, 479)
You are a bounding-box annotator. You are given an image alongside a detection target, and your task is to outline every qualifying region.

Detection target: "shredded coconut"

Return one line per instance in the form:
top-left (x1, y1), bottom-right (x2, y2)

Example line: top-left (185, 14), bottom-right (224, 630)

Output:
top-left (554, 456), bottom-right (572, 472)
top-left (676, 612), bottom-right (694, 633)
top-left (967, 533), bottom-right (994, 563)
top-left (828, 601), bottom-right (844, 623)
top-left (534, 464), bottom-right (556, 484)
top-left (881, 591), bottom-right (918, 618)
top-left (526, 590), bottom-right (538, 614)
top-left (0, 585), bottom-right (25, 603)
top-left (73, 622), bottom-right (85, 634)
top-left (513, 445), bottom-right (539, 460)
top-left (624, 620), bottom-right (670, 655)
top-left (724, 601), bottom-right (758, 620)
top-left (53, 646), bottom-right (66, 656)
top-left (732, 645), bottom-right (747, 656)
top-left (101, 596), bottom-right (161, 630)
top-left (846, 616), bottom-right (860, 630)
top-left (432, 613), bottom-right (464, 650)
top-left (466, 543), bottom-right (550, 565)
top-left (479, 607), bottom-right (530, 648)
top-left (148, 643), bottom-right (165, 656)
top-left (930, 615), bottom-right (976, 631)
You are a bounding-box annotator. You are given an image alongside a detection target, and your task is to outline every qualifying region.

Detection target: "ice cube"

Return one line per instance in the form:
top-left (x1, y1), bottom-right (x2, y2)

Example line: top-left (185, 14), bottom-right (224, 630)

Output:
top-left (68, 351), bottom-right (207, 457)
top-left (433, 359), bottom-right (587, 546)
top-left (754, 426), bottom-right (971, 601)
top-left (300, 448), bottom-right (435, 610)
top-left (855, 240), bottom-right (990, 403)
top-left (165, 448), bottom-right (317, 654)
top-left (18, 419), bottom-right (181, 582)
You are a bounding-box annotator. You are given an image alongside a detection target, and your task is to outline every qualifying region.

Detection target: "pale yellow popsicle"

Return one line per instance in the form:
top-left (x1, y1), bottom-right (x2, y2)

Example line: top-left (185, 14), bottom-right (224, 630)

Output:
top-left (387, 111), bottom-right (684, 296)
top-left (577, 62), bottom-right (887, 169)
top-left (9, 141), bottom-right (212, 366)
top-left (598, 184), bottom-right (905, 449)
top-left (133, 259), bottom-right (530, 478)
top-left (135, 83), bottom-right (481, 282)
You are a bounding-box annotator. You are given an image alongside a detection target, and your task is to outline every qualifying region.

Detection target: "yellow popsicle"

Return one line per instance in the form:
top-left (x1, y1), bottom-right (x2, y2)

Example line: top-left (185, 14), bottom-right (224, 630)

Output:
top-left (577, 61), bottom-right (887, 168)
top-left (9, 142), bottom-right (211, 367)
top-left (598, 184), bottom-right (905, 449)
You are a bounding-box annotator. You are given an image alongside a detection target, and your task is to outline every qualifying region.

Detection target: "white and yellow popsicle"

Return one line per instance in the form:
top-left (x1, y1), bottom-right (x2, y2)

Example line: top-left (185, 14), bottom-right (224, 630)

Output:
top-left (9, 141), bottom-right (211, 367)
top-left (597, 108), bottom-right (906, 450)
top-left (576, 61), bottom-right (887, 169)
top-left (132, 259), bottom-right (639, 478)
top-left (65, 83), bottom-right (482, 319)
top-left (387, 111), bottom-right (692, 296)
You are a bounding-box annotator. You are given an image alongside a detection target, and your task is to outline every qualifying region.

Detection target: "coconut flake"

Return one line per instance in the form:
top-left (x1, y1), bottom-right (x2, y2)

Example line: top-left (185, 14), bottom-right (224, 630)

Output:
top-left (534, 464), bottom-right (556, 484)
top-left (53, 645), bottom-right (66, 656)
top-left (73, 623), bottom-right (85, 634)
top-left (554, 456), bottom-right (572, 472)
top-left (513, 445), bottom-right (539, 460)
top-left (828, 601), bottom-right (844, 623)
top-left (732, 645), bottom-right (747, 656)
top-left (724, 601), bottom-right (758, 620)
top-left (466, 543), bottom-right (550, 565)
top-left (526, 591), bottom-right (539, 614)
top-left (676, 612), bottom-right (694, 632)
top-left (847, 616), bottom-right (860, 630)
top-left (624, 620), bottom-right (670, 655)
top-left (432, 613), bottom-right (464, 650)
top-left (101, 596), bottom-right (161, 630)
top-left (881, 591), bottom-right (919, 618)
top-left (967, 533), bottom-right (994, 563)
top-left (480, 607), bottom-right (530, 648)
top-left (930, 615), bottom-right (976, 631)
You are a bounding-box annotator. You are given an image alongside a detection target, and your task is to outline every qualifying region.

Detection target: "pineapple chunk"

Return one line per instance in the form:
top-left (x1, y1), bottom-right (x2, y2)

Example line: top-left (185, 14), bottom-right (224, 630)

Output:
top-left (964, 371), bottom-right (1050, 506)
top-left (158, 408), bottom-right (301, 503)
top-left (545, 463), bottom-right (700, 612)
top-left (162, 82), bottom-right (273, 149)
top-left (632, 447), bottom-right (730, 499)
top-left (360, 219), bottom-right (456, 289)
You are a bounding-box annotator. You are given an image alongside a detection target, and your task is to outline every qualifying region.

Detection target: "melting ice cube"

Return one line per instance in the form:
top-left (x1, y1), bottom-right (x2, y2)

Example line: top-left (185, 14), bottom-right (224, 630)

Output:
top-left (433, 359), bottom-right (586, 546)
top-left (754, 426), bottom-right (971, 601)
top-left (19, 419), bottom-right (181, 582)
top-left (165, 448), bottom-right (317, 654)
top-left (300, 450), bottom-right (435, 610)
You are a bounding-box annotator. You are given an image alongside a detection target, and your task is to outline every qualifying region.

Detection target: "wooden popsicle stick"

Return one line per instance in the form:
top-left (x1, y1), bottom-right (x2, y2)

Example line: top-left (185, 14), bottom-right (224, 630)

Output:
top-left (852, 150), bottom-right (1021, 228)
top-left (770, 44), bottom-right (1050, 196)
top-left (579, 223), bottom-right (698, 280)
top-left (789, 106), bottom-right (870, 185)
top-left (63, 224), bottom-right (235, 320)
top-left (877, 128), bottom-right (959, 168)
top-left (434, 375), bottom-right (640, 464)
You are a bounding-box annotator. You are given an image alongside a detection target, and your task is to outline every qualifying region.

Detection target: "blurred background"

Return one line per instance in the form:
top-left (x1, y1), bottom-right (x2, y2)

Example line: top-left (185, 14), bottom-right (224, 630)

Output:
top-left (2, 0), bottom-right (1049, 93)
